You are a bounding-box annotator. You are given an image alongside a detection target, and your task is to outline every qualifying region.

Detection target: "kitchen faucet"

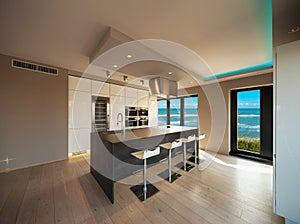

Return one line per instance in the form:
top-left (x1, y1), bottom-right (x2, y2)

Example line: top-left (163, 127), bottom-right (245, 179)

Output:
top-left (117, 112), bottom-right (125, 134)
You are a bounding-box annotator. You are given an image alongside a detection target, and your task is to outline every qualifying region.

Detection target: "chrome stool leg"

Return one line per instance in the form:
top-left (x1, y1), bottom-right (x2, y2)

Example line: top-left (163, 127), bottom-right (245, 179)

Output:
top-left (194, 139), bottom-right (197, 164)
top-left (183, 143), bottom-right (187, 171)
top-left (143, 158), bottom-right (147, 201)
top-left (168, 149), bottom-right (172, 182)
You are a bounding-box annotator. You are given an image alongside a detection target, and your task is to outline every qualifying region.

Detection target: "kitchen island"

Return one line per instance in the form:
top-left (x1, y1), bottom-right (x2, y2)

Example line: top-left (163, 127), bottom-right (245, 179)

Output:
top-left (90, 126), bottom-right (198, 203)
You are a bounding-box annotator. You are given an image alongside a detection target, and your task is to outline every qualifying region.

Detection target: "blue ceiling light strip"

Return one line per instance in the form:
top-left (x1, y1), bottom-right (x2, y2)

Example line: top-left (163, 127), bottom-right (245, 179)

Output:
top-left (204, 61), bottom-right (273, 81)
top-left (204, 0), bottom-right (273, 82)
top-left (268, 0), bottom-right (273, 58)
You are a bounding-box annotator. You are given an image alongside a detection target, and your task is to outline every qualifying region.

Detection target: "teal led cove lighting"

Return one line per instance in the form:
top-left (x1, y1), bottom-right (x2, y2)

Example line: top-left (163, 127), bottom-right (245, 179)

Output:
top-left (204, 61), bottom-right (273, 81)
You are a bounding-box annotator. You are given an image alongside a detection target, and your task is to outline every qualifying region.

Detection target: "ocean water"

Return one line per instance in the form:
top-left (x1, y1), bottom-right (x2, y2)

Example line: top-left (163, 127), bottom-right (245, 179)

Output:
top-left (158, 108), bottom-right (198, 127)
top-left (238, 108), bottom-right (260, 139)
top-left (158, 107), bottom-right (260, 139)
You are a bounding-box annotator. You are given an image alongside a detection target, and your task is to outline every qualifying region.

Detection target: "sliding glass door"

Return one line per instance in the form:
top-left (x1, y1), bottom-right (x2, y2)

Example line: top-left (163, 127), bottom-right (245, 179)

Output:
top-left (237, 90), bottom-right (261, 153)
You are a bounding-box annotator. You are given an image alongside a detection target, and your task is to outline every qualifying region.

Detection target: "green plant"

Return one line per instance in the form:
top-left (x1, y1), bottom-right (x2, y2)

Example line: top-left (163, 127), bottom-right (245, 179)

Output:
top-left (238, 137), bottom-right (260, 153)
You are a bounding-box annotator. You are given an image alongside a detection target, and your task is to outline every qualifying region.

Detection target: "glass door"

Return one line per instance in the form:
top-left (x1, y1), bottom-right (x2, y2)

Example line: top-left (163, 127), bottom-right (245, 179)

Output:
top-left (231, 86), bottom-right (273, 161)
top-left (237, 90), bottom-right (260, 153)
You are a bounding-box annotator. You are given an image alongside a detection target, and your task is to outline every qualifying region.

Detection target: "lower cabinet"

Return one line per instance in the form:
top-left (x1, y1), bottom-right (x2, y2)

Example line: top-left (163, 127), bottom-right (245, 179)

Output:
top-left (68, 128), bottom-right (91, 153)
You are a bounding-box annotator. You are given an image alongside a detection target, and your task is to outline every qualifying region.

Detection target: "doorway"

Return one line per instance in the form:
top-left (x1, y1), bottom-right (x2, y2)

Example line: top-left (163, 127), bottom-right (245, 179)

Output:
top-left (230, 86), bottom-right (273, 161)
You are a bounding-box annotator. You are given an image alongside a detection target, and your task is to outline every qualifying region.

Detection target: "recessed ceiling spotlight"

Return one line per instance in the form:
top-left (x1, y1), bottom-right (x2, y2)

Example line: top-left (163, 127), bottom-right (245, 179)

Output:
top-left (168, 71), bottom-right (172, 75)
top-left (127, 54), bottom-right (132, 58)
top-left (288, 27), bottom-right (300, 34)
top-left (123, 75), bottom-right (128, 82)
top-left (113, 64), bottom-right (118, 68)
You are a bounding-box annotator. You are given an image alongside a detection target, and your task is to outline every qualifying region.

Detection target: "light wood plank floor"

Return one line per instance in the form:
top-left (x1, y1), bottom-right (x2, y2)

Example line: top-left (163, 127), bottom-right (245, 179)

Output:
top-left (0, 153), bottom-right (284, 224)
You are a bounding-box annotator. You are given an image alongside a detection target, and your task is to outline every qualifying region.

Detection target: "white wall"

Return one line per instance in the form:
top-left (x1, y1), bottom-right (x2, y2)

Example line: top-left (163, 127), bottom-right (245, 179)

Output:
top-left (275, 40), bottom-right (300, 224)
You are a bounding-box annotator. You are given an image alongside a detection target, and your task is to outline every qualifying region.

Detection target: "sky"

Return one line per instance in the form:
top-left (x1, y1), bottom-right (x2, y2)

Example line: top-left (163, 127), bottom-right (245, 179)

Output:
top-left (158, 92), bottom-right (259, 110)
top-left (238, 90), bottom-right (260, 109)
top-left (158, 97), bottom-right (198, 109)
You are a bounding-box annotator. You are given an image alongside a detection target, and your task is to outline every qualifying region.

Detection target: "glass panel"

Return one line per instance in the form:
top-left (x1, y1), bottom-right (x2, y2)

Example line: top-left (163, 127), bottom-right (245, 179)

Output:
top-left (237, 90), bottom-right (260, 153)
top-left (158, 100), bottom-right (167, 126)
top-left (170, 99), bottom-right (181, 126)
top-left (184, 96), bottom-right (198, 127)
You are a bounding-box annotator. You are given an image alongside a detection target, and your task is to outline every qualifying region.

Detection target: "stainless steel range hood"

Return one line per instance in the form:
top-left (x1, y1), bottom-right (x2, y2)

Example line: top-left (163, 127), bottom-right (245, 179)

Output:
top-left (149, 77), bottom-right (178, 99)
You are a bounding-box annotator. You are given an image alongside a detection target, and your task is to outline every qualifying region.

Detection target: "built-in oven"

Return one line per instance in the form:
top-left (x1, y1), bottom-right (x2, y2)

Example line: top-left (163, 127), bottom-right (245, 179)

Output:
top-left (139, 117), bottom-right (148, 126)
top-left (138, 108), bottom-right (148, 116)
top-left (126, 106), bottom-right (138, 116)
top-left (126, 117), bottom-right (138, 127)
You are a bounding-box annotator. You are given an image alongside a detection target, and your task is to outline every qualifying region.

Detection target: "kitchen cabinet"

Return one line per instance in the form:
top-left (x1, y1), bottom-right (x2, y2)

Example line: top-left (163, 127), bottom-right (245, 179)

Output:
top-left (68, 76), bottom-right (91, 153)
top-left (125, 86), bottom-right (138, 98)
top-left (275, 40), bottom-right (300, 223)
top-left (137, 89), bottom-right (149, 108)
top-left (110, 95), bottom-right (125, 130)
top-left (68, 128), bottom-right (91, 153)
top-left (110, 84), bottom-right (125, 96)
top-left (125, 97), bottom-right (138, 107)
top-left (92, 80), bottom-right (109, 97)
top-left (148, 96), bottom-right (158, 127)
top-left (68, 76), bottom-right (91, 92)
top-left (68, 90), bottom-right (91, 129)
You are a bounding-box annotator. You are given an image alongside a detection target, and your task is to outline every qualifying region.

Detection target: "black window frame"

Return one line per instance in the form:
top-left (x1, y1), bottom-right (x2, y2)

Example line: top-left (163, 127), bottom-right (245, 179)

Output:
top-left (230, 86), bottom-right (273, 161)
top-left (158, 94), bottom-right (198, 127)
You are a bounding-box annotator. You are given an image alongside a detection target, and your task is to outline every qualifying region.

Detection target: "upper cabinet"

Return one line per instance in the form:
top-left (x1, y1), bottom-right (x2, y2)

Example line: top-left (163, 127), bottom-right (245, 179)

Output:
top-left (92, 80), bottom-right (109, 97)
top-left (68, 76), bottom-right (91, 92)
top-left (110, 84), bottom-right (125, 97)
top-left (137, 89), bottom-right (149, 108)
top-left (125, 87), bottom-right (138, 99)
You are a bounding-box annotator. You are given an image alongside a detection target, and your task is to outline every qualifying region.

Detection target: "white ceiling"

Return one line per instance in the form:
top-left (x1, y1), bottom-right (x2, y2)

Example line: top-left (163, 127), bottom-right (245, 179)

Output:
top-left (0, 0), bottom-right (273, 87)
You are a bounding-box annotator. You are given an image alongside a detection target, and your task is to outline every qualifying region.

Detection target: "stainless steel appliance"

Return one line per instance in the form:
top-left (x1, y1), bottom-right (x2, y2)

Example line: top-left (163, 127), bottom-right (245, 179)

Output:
top-left (125, 106), bottom-right (148, 128)
top-left (139, 117), bottom-right (148, 126)
top-left (92, 96), bottom-right (109, 132)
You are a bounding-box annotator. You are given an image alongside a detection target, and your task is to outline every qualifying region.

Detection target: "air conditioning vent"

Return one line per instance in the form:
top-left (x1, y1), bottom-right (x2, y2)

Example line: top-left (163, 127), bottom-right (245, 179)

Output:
top-left (12, 59), bottom-right (58, 76)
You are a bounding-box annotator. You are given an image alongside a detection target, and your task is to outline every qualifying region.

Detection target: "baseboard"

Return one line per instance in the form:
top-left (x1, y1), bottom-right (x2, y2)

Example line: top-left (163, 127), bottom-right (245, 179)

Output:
top-left (0, 157), bottom-right (68, 174)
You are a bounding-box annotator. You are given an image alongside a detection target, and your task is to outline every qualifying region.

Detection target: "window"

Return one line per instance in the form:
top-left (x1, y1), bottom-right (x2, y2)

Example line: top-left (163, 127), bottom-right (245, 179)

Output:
top-left (157, 95), bottom-right (198, 127)
top-left (170, 99), bottom-right (181, 126)
top-left (184, 96), bottom-right (198, 127)
top-left (158, 100), bottom-right (167, 126)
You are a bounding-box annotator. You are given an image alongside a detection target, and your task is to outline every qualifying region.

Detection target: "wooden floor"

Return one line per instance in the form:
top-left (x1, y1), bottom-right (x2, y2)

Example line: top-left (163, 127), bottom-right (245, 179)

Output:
top-left (0, 152), bottom-right (284, 224)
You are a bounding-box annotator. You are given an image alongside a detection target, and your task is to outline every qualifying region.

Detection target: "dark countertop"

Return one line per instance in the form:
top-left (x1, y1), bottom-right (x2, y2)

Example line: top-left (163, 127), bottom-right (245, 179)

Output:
top-left (98, 126), bottom-right (198, 144)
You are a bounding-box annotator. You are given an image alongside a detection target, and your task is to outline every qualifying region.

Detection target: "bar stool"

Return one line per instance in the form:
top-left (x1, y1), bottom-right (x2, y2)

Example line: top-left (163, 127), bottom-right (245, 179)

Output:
top-left (177, 134), bottom-right (196, 172)
top-left (189, 133), bottom-right (206, 164)
top-left (159, 140), bottom-right (182, 183)
top-left (130, 146), bottom-right (160, 201)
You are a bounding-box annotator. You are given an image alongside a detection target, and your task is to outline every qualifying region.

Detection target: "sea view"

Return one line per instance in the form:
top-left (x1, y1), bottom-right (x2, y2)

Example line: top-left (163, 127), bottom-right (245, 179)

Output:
top-left (158, 108), bottom-right (198, 127)
top-left (238, 108), bottom-right (260, 139)
top-left (158, 107), bottom-right (260, 139)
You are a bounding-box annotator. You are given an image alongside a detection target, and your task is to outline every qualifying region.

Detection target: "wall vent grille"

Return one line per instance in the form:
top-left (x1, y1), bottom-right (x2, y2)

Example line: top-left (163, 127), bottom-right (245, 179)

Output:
top-left (11, 59), bottom-right (58, 76)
